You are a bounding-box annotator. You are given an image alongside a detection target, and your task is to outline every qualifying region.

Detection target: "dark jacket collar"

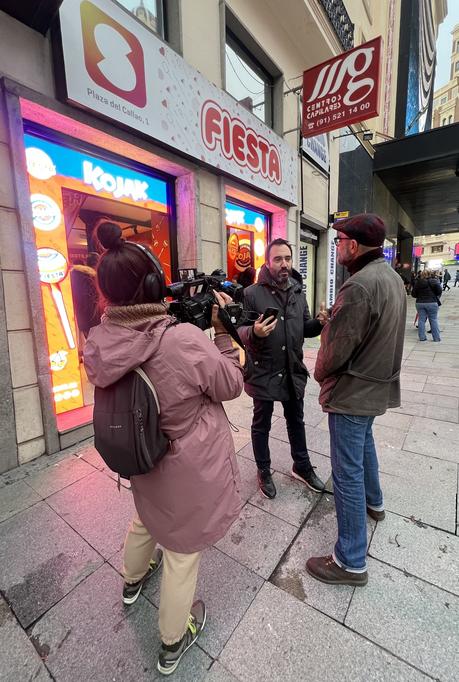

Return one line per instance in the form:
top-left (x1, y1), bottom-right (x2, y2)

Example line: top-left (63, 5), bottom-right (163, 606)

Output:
top-left (347, 247), bottom-right (384, 276)
top-left (258, 264), bottom-right (303, 292)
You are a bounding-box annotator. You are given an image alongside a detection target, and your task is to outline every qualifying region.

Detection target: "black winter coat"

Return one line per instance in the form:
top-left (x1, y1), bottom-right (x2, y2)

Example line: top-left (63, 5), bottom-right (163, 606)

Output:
top-left (411, 277), bottom-right (442, 303)
top-left (238, 265), bottom-right (321, 401)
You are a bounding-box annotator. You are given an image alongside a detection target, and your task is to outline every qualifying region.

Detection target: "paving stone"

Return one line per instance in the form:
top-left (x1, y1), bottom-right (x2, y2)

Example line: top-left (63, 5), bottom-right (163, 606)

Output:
top-left (392, 401), bottom-right (459, 423)
top-left (410, 416), bottom-right (459, 439)
top-left (267, 423), bottom-right (331, 456)
top-left (0, 451), bottom-right (70, 489)
top-left (215, 503), bottom-right (297, 579)
top-left (0, 479), bottom-right (41, 523)
top-left (24, 456), bottom-right (94, 498)
top-left (372, 424), bottom-right (407, 449)
top-left (377, 447), bottom-right (457, 532)
top-left (47, 470), bottom-right (135, 559)
top-left (204, 661), bottom-right (239, 681)
top-left (0, 502), bottom-right (102, 627)
top-left (231, 425), bottom-right (251, 454)
top-left (428, 374), bottom-right (459, 387)
top-left (0, 596), bottom-right (52, 681)
top-left (346, 558), bottom-right (459, 681)
top-left (79, 446), bottom-right (106, 470)
top-left (219, 581), bottom-right (426, 682)
top-left (250, 471), bottom-right (326, 528)
top-left (374, 412), bottom-right (413, 431)
top-left (271, 495), bottom-right (375, 623)
top-left (369, 512), bottom-right (459, 595)
top-left (403, 430), bottom-right (459, 464)
top-left (422, 382), bottom-right (459, 397)
top-left (235, 454), bottom-right (259, 503)
top-left (237, 437), bottom-right (330, 482)
top-left (148, 546), bottom-right (263, 659)
top-left (29, 563), bottom-right (211, 681)
top-left (223, 402), bottom-right (256, 430)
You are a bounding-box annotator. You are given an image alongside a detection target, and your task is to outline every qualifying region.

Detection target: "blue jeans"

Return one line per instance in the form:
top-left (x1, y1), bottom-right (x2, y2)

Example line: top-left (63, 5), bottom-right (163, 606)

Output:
top-left (416, 302), bottom-right (441, 342)
top-left (328, 414), bottom-right (384, 572)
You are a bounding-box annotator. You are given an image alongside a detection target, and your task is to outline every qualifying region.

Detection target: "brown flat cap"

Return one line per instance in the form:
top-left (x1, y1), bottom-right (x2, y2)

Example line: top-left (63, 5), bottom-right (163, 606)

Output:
top-left (335, 213), bottom-right (386, 247)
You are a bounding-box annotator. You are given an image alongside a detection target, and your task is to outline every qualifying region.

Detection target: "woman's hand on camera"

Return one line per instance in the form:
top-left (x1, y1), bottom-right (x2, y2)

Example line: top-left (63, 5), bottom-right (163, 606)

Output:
top-left (211, 291), bottom-right (232, 334)
top-left (253, 314), bottom-right (277, 338)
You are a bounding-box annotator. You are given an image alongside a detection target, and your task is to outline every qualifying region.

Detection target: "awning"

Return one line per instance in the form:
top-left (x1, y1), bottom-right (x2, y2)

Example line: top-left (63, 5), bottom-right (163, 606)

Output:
top-left (373, 123), bottom-right (459, 236)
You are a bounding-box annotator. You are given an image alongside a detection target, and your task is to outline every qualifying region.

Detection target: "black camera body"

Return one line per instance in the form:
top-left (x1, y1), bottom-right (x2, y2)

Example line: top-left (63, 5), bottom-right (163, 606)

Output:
top-left (167, 269), bottom-right (243, 331)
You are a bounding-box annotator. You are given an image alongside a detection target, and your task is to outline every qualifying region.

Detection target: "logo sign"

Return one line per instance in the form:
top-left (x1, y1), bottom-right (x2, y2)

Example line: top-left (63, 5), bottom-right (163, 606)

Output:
top-left (31, 194), bottom-right (62, 231)
top-left (334, 211), bottom-right (349, 220)
top-left (82, 161), bottom-right (149, 200)
top-left (202, 100), bottom-right (282, 184)
top-left (26, 148), bottom-right (56, 180)
top-left (58, 0), bottom-right (296, 203)
top-left (301, 133), bottom-right (329, 173)
top-left (302, 37), bottom-right (382, 138)
top-left (80, 0), bottom-right (146, 107)
top-left (327, 228), bottom-right (336, 307)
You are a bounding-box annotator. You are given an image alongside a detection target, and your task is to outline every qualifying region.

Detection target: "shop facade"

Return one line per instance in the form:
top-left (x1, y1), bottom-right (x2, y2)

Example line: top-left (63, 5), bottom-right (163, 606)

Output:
top-left (0, 0), bottom-right (305, 471)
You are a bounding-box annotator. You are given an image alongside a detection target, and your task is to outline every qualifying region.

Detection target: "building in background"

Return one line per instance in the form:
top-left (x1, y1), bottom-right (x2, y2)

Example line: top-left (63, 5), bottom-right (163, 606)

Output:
top-left (432, 23), bottom-right (459, 127)
top-left (414, 232), bottom-right (459, 270)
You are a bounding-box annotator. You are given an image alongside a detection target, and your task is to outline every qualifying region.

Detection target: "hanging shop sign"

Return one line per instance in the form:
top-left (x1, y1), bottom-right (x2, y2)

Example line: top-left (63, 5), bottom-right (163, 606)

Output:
top-left (301, 133), bottom-right (329, 173)
top-left (57, 0), bottom-right (297, 204)
top-left (302, 37), bottom-right (382, 138)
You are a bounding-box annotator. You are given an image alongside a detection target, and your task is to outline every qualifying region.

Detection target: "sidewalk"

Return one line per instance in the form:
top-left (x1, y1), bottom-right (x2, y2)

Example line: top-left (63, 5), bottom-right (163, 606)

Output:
top-left (1, 289), bottom-right (458, 681)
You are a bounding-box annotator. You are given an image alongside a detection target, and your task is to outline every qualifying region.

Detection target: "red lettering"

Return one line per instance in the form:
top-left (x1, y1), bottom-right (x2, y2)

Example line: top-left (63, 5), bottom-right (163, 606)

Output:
top-left (268, 149), bottom-right (281, 183)
top-left (232, 123), bottom-right (245, 163)
top-left (246, 131), bottom-right (259, 170)
top-left (203, 105), bottom-right (221, 149)
top-left (258, 139), bottom-right (269, 175)
top-left (222, 112), bottom-right (232, 158)
top-left (200, 100), bottom-right (282, 185)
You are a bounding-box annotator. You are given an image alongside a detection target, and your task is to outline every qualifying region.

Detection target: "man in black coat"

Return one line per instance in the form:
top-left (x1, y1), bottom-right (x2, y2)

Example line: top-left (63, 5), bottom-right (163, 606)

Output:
top-left (238, 238), bottom-right (326, 499)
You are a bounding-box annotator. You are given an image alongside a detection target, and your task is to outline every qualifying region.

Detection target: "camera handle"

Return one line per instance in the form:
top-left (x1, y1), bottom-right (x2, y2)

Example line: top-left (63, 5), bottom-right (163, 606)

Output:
top-left (217, 306), bottom-right (246, 350)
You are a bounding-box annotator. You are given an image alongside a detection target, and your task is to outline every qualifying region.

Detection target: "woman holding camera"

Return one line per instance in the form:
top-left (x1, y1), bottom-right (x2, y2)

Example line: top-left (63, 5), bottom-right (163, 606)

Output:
top-left (84, 222), bottom-right (243, 675)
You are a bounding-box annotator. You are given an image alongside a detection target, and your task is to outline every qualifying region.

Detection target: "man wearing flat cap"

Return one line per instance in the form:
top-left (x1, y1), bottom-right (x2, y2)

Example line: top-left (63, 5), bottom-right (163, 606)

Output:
top-left (306, 214), bottom-right (406, 586)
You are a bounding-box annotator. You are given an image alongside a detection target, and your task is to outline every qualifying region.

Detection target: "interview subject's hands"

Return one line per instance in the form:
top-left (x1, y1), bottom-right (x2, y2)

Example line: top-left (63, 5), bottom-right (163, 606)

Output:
top-left (253, 314), bottom-right (278, 338)
top-left (317, 301), bottom-right (330, 326)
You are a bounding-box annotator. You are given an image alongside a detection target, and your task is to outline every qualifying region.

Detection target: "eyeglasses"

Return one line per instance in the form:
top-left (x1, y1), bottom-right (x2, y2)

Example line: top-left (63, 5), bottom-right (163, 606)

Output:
top-left (333, 237), bottom-right (353, 246)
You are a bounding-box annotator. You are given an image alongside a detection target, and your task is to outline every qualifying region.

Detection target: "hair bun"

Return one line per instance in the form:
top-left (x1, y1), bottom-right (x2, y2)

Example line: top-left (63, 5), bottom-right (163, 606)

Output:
top-left (97, 222), bottom-right (123, 250)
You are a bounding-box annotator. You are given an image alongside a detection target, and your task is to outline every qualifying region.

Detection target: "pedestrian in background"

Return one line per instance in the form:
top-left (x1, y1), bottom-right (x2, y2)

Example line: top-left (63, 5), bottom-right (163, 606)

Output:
top-left (307, 214), bottom-right (406, 586)
top-left (443, 268), bottom-right (451, 291)
top-left (238, 238), bottom-right (327, 500)
top-left (236, 266), bottom-right (256, 289)
top-left (84, 222), bottom-right (243, 676)
top-left (454, 269), bottom-right (459, 287)
top-left (412, 269), bottom-right (442, 342)
top-left (70, 252), bottom-right (101, 339)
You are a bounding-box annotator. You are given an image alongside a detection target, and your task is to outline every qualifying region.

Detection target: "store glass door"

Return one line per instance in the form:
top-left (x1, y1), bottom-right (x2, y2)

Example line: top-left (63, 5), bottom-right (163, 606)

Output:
top-left (225, 200), bottom-right (270, 283)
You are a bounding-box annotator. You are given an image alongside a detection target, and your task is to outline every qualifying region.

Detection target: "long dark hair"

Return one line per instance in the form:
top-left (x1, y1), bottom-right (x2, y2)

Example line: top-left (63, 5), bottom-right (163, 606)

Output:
top-left (95, 222), bottom-right (158, 306)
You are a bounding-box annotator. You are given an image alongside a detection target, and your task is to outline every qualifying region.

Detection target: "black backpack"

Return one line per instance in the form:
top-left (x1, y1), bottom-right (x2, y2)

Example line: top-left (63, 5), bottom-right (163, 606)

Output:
top-left (93, 366), bottom-right (169, 479)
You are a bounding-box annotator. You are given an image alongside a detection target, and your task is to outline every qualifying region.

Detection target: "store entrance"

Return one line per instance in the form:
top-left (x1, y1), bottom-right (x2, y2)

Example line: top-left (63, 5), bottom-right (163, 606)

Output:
top-left (25, 128), bottom-right (174, 431)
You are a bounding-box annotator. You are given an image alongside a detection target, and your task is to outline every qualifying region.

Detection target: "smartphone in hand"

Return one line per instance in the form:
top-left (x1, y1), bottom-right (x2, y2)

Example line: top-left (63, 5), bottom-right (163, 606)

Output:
top-left (261, 307), bottom-right (279, 323)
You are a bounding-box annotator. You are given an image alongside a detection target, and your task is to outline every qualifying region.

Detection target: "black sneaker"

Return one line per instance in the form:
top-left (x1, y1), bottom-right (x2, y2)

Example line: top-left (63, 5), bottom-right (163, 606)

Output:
top-left (122, 551), bottom-right (163, 605)
top-left (157, 600), bottom-right (206, 676)
top-left (257, 469), bottom-right (276, 499)
top-left (291, 465), bottom-right (325, 493)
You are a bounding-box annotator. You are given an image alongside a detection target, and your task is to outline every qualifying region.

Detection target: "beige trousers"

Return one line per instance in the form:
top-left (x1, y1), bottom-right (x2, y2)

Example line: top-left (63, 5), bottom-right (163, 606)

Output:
top-left (123, 515), bottom-right (201, 645)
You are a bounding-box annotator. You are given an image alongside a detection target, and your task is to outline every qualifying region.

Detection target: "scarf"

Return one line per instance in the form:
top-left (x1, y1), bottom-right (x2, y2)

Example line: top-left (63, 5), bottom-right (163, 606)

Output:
top-left (104, 302), bottom-right (170, 328)
top-left (347, 247), bottom-right (384, 276)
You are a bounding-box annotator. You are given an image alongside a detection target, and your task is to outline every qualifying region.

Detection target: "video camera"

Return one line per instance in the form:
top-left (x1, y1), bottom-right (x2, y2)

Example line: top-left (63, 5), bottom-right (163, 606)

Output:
top-left (167, 269), bottom-right (245, 346)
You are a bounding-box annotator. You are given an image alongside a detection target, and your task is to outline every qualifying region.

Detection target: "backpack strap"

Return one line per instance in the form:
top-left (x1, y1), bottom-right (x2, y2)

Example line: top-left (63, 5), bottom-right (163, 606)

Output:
top-left (134, 367), bottom-right (161, 414)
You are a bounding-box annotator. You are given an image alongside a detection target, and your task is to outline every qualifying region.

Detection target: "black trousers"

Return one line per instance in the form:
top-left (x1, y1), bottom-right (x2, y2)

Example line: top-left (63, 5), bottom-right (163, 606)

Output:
top-left (251, 397), bottom-right (311, 472)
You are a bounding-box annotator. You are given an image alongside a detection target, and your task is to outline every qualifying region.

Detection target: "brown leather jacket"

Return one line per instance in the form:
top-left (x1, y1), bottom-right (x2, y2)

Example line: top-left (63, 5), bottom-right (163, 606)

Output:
top-left (315, 257), bottom-right (406, 415)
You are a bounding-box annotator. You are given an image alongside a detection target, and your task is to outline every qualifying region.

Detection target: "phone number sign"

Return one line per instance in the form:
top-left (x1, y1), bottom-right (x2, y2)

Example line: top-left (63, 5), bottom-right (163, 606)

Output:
top-left (302, 37), bottom-right (382, 138)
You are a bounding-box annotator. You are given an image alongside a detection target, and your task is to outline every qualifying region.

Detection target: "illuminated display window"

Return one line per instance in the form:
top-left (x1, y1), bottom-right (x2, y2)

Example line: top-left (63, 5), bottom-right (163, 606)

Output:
top-left (24, 129), bottom-right (173, 423)
top-left (225, 200), bottom-right (269, 284)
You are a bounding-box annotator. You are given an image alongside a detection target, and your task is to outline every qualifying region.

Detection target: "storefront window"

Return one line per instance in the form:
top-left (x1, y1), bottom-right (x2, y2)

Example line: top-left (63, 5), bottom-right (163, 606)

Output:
top-left (117, 0), bottom-right (164, 37)
top-left (225, 200), bottom-right (269, 284)
top-left (24, 129), bottom-right (173, 426)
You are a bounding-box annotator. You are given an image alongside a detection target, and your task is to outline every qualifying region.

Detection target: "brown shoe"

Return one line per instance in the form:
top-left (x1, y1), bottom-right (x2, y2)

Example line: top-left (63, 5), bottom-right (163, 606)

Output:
top-left (306, 555), bottom-right (368, 586)
top-left (367, 507), bottom-right (385, 522)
